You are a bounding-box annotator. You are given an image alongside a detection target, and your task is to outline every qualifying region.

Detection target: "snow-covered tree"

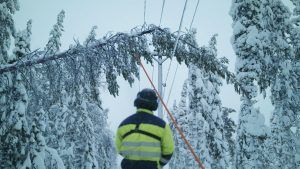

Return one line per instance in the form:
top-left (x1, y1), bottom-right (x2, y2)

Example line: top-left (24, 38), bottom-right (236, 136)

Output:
top-left (0, 0), bottom-right (19, 64)
top-left (291, 1), bottom-right (300, 167)
top-left (186, 64), bottom-right (213, 169)
top-left (46, 98), bottom-right (70, 155)
top-left (259, 0), bottom-right (298, 168)
top-left (230, 0), bottom-right (269, 168)
top-left (206, 35), bottom-right (230, 169)
top-left (295, 108), bottom-right (300, 167)
top-left (290, 0), bottom-right (300, 60)
top-left (221, 107), bottom-right (236, 166)
top-left (75, 101), bottom-right (98, 169)
top-left (169, 80), bottom-right (193, 168)
top-left (20, 109), bottom-right (65, 169)
top-left (169, 32), bottom-right (231, 169)
top-left (169, 71), bottom-right (211, 169)
top-left (44, 10), bottom-right (65, 107)
top-left (0, 0), bottom-right (19, 126)
top-left (42, 10), bottom-right (69, 156)
top-left (268, 60), bottom-right (297, 168)
top-left (87, 103), bottom-right (117, 168)
top-left (0, 2), bottom-right (34, 167)
top-left (1, 70), bottom-right (30, 168)
top-left (13, 19), bottom-right (32, 62)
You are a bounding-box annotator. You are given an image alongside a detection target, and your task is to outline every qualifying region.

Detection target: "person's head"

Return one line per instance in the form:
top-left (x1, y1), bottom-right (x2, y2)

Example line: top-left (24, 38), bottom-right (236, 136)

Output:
top-left (134, 88), bottom-right (158, 111)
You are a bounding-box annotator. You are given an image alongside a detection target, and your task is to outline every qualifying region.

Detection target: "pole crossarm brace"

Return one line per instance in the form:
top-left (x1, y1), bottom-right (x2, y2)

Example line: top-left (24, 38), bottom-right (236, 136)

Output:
top-left (151, 54), bottom-right (168, 64)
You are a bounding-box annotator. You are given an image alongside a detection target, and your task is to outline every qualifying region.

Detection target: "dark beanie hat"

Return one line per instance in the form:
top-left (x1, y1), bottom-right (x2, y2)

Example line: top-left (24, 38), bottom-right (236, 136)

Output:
top-left (134, 88), bottom-right (158, 111)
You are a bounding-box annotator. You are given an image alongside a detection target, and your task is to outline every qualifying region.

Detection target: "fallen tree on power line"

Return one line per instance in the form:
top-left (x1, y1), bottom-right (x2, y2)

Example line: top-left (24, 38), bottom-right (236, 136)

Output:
top-left (0, 24), bottom-right (245, 96)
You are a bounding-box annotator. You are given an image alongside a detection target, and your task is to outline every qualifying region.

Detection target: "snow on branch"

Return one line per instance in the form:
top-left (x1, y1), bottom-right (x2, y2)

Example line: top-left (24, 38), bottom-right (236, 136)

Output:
top-left (0, 28), bottom-right (157, 74)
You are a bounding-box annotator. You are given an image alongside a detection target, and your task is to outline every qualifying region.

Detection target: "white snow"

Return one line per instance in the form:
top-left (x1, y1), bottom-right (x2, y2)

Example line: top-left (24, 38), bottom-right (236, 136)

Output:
top-left (45, 146), bottom-right (66, 169)
top-left (246, 26), bottom-right (260, 47)
top-left (243, 109), bottom-right (267, 136)
top-left (20, 154), bottom-right (32, 169)
top-left (233, 21), bottom-right (246, 36)
top-left (32, 150), bottom-right (46, 169)
top-left (14, 119), bottom-right (22, 130)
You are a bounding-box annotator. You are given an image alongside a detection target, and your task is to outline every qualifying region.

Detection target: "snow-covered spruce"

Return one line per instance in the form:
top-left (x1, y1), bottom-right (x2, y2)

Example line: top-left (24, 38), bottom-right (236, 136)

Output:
top-left (230, 0), bottom-right (269, 168)
top-left (0, 1), bottom-right (31, 167)
top-left (169, 32), bottom-right (232, 169)
top-left (260, 0), bottom-right (299, 168)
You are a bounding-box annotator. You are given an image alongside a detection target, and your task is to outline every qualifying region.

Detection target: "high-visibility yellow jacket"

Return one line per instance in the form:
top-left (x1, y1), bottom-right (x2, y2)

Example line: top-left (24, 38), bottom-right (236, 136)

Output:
top-left (115, 108), bottom-right (174, 169)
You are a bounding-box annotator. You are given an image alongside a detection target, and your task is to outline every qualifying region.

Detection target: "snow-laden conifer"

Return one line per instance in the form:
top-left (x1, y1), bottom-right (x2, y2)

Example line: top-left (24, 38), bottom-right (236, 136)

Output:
top-left (169, 81), bottom-right (191, 168)
top-left (291, 1), bottom-right (300, 166)
top-left (170, 31), bottom-right (231, 168)
top-left (230, 0), bottom-right (269, 168)
top-left (221, 107), bottom-right (236, 167)
top-left (0, 3), bottom-right (34, 167)
top-left (44, 10), bottom-right (65, 107)
top-left (260, 0), bottom-right (298, 168)
top-left (187, 64), bottom-right (212, 169)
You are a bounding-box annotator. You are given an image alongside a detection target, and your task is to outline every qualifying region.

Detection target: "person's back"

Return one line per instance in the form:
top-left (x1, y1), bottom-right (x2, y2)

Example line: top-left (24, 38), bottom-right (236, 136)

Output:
top-left (115, 88), bottom-right (174, 169)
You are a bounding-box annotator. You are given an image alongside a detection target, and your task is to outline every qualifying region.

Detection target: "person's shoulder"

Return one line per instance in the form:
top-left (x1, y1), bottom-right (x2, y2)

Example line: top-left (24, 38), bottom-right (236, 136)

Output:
top-left (118, 113), bottom-right (138, 128)
top-left (145, 113), bottom-right (166, 128)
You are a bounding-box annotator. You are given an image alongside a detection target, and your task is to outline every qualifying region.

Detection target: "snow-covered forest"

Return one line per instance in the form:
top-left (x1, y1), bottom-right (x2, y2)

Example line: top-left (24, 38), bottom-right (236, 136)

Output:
top-left (0, 0), bottom-right (299, 169)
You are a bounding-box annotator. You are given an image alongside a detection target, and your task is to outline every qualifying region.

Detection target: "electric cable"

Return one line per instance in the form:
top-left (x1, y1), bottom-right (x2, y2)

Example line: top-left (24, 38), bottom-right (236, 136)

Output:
top-left (189, 0), bottom-right (200, 31)
top-left (151, 63), bottom-right (155, 81)
top-left (166, 0), bottom-right (201, 103)
top-left (159, 0), bottom-right (166, 26)
top-left (144, 0), bottom-right (147, 25)
top-left (163, 0), bottom-right (189, 90)
top-left (166, 63), bottom-right (179, 105)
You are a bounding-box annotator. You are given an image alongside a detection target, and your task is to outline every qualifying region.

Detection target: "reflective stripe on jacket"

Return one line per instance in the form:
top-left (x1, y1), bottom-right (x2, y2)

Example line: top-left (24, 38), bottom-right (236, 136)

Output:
top-left (115, 108), bottom-right (174, 169)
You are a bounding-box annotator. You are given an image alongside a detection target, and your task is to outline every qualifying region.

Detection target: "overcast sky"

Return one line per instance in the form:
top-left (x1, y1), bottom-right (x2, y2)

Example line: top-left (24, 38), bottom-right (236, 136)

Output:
top-left (14, 0), bottom-right (295, 134)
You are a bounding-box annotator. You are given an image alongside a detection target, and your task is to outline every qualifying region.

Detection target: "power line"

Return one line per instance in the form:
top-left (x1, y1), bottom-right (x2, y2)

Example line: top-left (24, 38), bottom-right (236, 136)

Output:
top-left (189, 0), bottom-right (200, 31)
top-left (167, 0), bottom-right (200, 104)
top-left (166, 63), bottom-right (179, 105)
top-left (163, 0), bottom-right (189, 91)
top-left (151, 63), bottom-right (155, 81)
top-left (144, 0), bottom-right (147, 25)
top-left (139, 63), bottom-right (141, 91)
top-left (159, 0), bottom-right (166, 26)
top-left (171, 0), bottom-right (189, 58)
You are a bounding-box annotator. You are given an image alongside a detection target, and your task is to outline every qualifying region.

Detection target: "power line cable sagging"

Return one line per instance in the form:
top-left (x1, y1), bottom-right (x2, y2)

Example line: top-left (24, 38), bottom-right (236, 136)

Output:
top-left (166, 0), bottom-right (201, 104)
top-left (159, 0), bottom-right (166, 26)
top-left (163, 0), bottom-right (188, 99)
top-left (144, 0), bottom-right (147, 25)
top-left (189, 0), bottom-right (200, 31)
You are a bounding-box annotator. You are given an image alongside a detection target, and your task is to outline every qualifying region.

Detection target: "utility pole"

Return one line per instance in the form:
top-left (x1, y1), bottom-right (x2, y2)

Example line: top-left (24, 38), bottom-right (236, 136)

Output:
top-left (152, 53), bottom-right (168, 119)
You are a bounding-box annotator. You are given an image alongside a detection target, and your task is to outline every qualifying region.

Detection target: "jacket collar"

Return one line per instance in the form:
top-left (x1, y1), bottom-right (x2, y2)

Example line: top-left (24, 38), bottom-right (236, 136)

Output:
top-left (136, 108), bottom-right (154, 115)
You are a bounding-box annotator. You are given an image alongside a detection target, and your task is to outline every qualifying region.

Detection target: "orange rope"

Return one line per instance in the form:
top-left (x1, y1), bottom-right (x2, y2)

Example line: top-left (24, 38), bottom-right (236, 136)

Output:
top-left (134, 54), bottom-right (205, 169)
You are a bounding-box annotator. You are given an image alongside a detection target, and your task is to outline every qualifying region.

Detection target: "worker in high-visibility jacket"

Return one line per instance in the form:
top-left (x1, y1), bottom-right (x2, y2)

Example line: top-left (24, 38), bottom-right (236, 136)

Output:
top-left (115, 88), bottom-right (174, 169)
